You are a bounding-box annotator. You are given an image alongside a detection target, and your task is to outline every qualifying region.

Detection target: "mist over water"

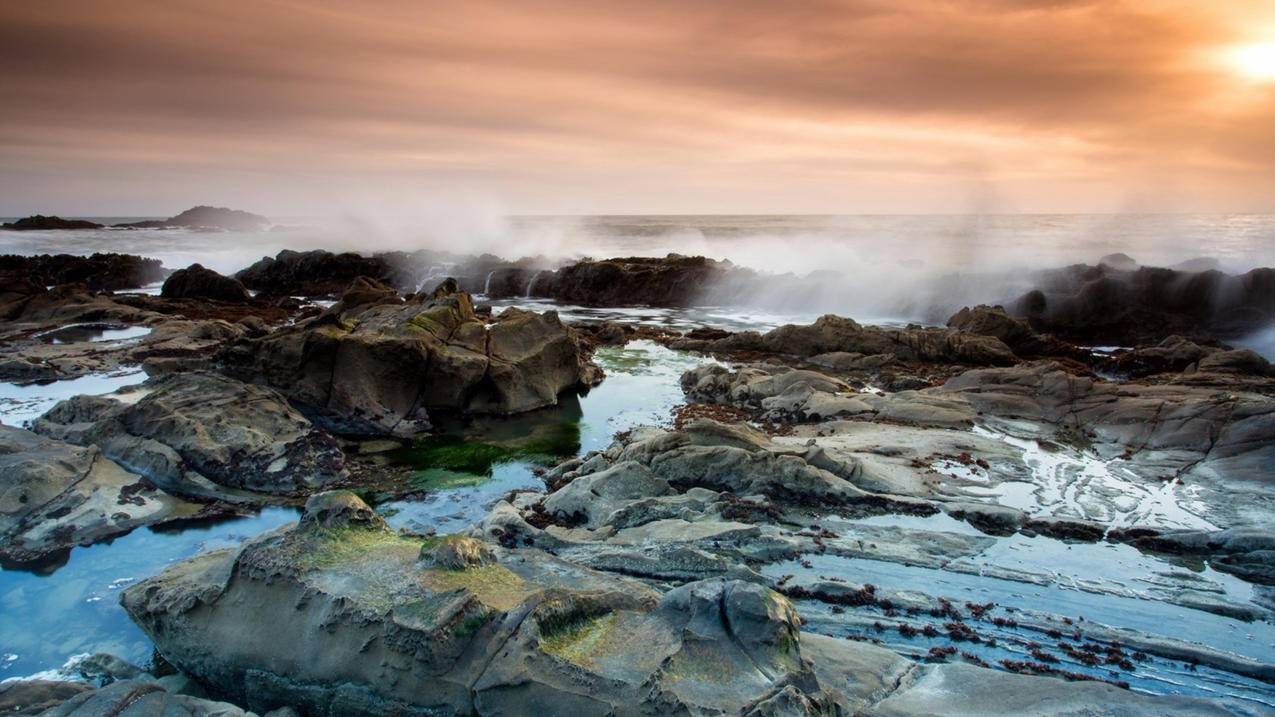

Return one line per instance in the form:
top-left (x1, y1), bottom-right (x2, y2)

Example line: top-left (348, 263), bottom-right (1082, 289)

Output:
top-left (3, 213), bottom-right (1273, 325)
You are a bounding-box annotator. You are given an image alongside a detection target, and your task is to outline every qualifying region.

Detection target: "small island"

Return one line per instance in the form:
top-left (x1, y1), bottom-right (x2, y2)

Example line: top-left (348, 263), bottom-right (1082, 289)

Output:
top-left (1, 215), bottom-right (104, 230)
top-left (1, 205), bottom-right (269, 232)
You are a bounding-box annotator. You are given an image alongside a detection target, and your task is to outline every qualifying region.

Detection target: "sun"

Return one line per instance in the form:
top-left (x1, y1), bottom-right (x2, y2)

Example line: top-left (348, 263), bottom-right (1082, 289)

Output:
top-left (1228, 42), bottom-right (1275, 81)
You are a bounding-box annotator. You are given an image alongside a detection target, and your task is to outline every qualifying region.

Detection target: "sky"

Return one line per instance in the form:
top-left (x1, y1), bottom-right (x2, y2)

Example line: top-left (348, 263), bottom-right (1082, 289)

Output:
top-left (2, 0), bottom-right (1275, 216)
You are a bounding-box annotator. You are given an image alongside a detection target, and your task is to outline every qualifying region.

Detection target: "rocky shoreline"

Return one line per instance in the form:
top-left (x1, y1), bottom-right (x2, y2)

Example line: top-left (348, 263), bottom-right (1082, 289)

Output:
top-left (1, 248), bottom-right (1273, 715)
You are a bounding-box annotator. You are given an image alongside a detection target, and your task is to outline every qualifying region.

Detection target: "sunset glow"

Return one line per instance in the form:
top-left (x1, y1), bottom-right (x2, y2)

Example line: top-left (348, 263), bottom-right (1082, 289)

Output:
top-left (1, 1), bottom-right (1274, 215)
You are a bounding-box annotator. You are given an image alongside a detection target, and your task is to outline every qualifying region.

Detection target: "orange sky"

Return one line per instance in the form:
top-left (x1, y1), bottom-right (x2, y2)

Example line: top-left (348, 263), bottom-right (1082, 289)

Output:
top-left (2, 0), bottom-right (1274, 215)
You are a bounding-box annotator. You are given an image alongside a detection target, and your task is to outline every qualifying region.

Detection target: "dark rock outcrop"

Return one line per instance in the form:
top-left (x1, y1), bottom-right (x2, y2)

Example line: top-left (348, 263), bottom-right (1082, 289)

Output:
top-left (161, 263), bottom-right (251, 303)
top-left (1, 215), bottom-right (103, 230)
top-left (235, 249), bottom-right (399, 296)
top-left (946, 304), bottom-right (1083, 359)
top-left (0, 253), bottom-right (167, 291)
top-left (1008, 263), bottom-right (1275, 344)
top-left (220, 281), bottom-right (602, 435)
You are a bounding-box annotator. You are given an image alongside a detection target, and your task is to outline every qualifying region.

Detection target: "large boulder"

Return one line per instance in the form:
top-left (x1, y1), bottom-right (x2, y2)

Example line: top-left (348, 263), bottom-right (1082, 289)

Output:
top-left (946, 304), bottom-right (1082, 358)
top-left (0, 425), bottom-right (177, 564)
top-left (162, 263), bottom-right (251, 302)
top-left (220, 281), bottom-right (601, 435)
top-left (32, 372), bottom-right (347, 498)
top-left (121, 491), bottom-right (848, 716)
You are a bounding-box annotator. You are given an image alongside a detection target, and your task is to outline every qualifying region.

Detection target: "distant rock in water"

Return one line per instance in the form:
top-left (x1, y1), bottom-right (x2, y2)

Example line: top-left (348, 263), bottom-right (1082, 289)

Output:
top-left (161, 263), bottom-right (250, 302)
top-left (114, 205), bottom-right (269, 231)
top-left (0, 252), bottom-right (167, 291)
top-left (235, 249), bottom-right (399, 296)
top-left (483, 254), bottom-right (731, 307)
top-left (1, 215), bottom-right (104, 230)
top-left (1008, 262), bottom-right (1275, 345)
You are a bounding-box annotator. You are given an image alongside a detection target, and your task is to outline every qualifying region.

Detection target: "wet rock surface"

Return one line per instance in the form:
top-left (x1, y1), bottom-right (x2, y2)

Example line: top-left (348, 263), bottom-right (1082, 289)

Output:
top-left (32, 372), bottom-right (347, 499)
top-left (220, 281), bottom-right (601, 435)
top-left (0, 424), bottom-right (183, 565)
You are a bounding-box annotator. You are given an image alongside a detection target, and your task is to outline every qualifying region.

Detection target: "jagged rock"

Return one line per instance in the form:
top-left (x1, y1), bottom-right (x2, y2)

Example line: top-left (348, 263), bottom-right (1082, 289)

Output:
top-left (420, 534), bottom-right (497, 569)
top-left (0, 425), bottom-right (179, 564)
top-left (1, 215), bottom-right (103, 230)
top-left (0, 253), bottom-right (166, 291)
top-left (162, 263), bottom-right (251, 303)
top-left (488, 254), bottom-right (727, 307)
top-left (946, 304), bottom-right (1082, 358)
top-left (219, 282), bottom-right (601, 436)
top-left (235, 249), bottom-right (398, 296)
top-left (33, 372), bottom-right (346, 498)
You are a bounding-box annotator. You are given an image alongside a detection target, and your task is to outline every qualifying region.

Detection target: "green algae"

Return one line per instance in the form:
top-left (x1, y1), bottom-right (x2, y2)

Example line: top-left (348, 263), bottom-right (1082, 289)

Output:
top-left (386, 420), bottom-right (581, 490)
top-left (419, 564), bottom-right (530, 611)
top-left (539, 612), bottom-right (623, 668)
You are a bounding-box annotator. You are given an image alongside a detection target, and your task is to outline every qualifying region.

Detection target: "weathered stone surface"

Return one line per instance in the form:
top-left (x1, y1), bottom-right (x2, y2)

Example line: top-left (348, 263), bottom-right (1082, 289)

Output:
top-left (33, 372), bottom-right (346, 498)
top-left (0, 425), bottom-right (180, 564)
top-left (869, 663), bottom-right (1247, 717)
top-left (36, 679), bottom-right (256, 717)
top-left (0, 680), bottom-right (94, 715)
top-left (220, 281), bottom-right (601, 435)
top-left (162, 263), bottom-right (251, 303)
top-left (672, 314), bottom-right (1018, 367)
top-left (122, 491), bottom-right (850, 716)
top-left (683, 363), bottom-right (873, 421)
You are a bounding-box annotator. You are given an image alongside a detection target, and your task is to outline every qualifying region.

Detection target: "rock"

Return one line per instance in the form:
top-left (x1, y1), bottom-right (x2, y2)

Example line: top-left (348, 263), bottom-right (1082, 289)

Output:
top-left (682, 363), bottom-right (872, 422)
top-left (0, 253), bottom-right (167, 291)
top-left (1106, 335), bottom-right (1215, 376)
top-left (0, 425), bottom-right (178, 565)
top-left (420, 534), bottom-right (497, 569)
top-left (234, 249), bottom-right (399, 297)
top-left (496, 254), bottom-right (728, 307)
top-left (73, 652), bottom-right (145, 684)
top-left (162, 264), bottom-right (251, 303)
top-left (945, 304), bottom-right (1081, 358)
top-left (1008, 263), bottom-right (1275, 344)
top-left (115, 205), bottom-right (269, 231)
top-left (299, 490), bottom-right (386, 530)
top-left (122, 490), bottom-right (855, 716)
top-left (871, 662), bottom-right (1245, 716)
top-left (673, 314), bottom-right (1017, 367)
top-left (220, 282), bottom-right (601, 436)
top-left (0, 680), bottom-right (94, 715)
top-left (36, 679), bottom-right (256, 717)
top-left (33, 372), bottom-right (347, 498)
top-left (1099, 252), bottom-right (1140, 271)
top-left (1, 215), bottom-right (103, 230)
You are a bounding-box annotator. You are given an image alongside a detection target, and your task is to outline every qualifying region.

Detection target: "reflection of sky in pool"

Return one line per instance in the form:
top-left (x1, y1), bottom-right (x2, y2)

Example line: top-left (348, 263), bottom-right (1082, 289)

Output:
top-left (0, 508), bottom-right (299, 678)
top-left (0, 370), bottom-right (145, 428)
top-left (37, 324), bottom-right (153, 345)
top-left (379, 341), bottom-right (714, 534)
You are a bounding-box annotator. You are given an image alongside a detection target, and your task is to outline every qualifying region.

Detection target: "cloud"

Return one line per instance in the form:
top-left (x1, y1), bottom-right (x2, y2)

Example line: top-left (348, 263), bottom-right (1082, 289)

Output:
top-left (0, 0), bottom-right (1272, 214)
